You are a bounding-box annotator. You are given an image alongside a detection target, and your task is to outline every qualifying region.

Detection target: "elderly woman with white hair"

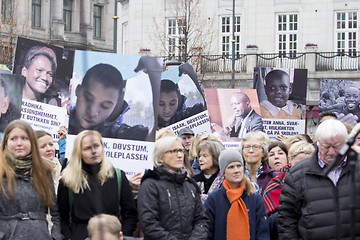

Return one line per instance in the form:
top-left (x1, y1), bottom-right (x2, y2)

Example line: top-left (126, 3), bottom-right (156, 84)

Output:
top-left (137, 136), bottom-right (209, 240)
top-left (240, 131), bottom-right (278, 195)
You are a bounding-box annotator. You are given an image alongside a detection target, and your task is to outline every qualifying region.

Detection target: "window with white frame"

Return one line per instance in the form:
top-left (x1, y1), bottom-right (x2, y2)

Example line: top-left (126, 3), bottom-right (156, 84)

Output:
top-left (220, 16), bottom-right (240, 56)
top-left (122, 22), bottom-right (128, 54)
top-left (167, 18), bottom-right (185, 57)
top-left (31, 0), bottom-right (41, 27)
top-left (335, 11), bottom-right (357, 56)
top-left (93, 5), bottom-right (102, 38)
top-left (277, 13), bottom-right (298, 57)
top-left (63, 0), bottom-right (72, 31)
top-left (1, 0), bottom-right (14, 23)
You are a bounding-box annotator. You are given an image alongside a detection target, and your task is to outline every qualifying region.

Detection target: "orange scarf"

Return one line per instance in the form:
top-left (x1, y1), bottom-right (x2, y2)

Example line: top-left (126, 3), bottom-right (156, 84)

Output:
top-left (223, 179), bottom-right (250, 240)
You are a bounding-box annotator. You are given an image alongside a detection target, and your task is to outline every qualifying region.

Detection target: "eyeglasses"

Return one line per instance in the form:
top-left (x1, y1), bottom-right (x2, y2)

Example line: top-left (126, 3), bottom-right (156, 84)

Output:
top-left (165, 148), bottom-right (185, 154)
top-left (243, 144), bottom-right (262, 151)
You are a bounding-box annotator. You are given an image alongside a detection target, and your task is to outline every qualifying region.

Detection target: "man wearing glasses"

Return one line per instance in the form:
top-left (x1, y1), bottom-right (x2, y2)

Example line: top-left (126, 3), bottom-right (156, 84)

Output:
top-left (279, 119), bottom-right (360, 239)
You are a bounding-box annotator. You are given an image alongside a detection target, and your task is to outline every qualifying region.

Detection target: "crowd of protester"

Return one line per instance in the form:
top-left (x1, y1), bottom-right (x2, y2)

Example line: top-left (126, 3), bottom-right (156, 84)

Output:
top-left (1, 110), bottom-right (360, 239)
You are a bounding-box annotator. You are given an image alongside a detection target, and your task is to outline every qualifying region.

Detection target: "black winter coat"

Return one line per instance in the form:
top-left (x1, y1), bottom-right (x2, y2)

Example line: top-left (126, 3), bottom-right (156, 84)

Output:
top-left (57, 165), bottom-right (138, 240)
top-left (137, 166), bottom-right (209, 240)
top-left (278, 150), bottom-right (360, 240)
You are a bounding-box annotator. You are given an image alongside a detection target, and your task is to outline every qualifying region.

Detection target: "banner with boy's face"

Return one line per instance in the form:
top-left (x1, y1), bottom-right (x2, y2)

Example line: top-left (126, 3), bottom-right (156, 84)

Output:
top-left (253, 67), bottom-right (307, 141)
top-left (0, 74), bottom-right (22, 137)
top-left (13, 37), bottom-right (74, 140)
top-left (319, 79), bottom-right (360, 126)
top-left (205, 88), bottom-right (263, 148)
top-left (66, 50), bottom-right (162, 176)
top-left (159, 64), bottom-right (211, 135)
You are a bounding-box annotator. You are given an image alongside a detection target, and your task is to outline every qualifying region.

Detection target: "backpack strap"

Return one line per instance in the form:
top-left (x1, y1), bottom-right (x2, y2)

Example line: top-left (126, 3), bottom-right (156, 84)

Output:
top-left (115, 168), bottom-right (122, 217)
top-left (68, 188), bottom-right (73, 223)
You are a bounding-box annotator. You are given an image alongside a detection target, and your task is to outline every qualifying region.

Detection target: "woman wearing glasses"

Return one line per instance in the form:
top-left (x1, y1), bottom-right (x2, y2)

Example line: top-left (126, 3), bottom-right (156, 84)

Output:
top-left (137, 136), bottom-right (209, 240)
top-left (240, 131), bottom-right (278, 195)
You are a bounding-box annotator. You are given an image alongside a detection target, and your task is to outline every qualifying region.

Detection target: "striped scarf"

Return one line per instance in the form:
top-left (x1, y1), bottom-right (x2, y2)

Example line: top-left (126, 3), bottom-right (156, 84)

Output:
top-left (7, 154), bottom-right (33, 177)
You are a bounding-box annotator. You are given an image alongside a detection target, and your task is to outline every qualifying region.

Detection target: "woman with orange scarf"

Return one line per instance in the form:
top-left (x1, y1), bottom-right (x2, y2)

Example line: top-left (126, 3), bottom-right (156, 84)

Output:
top-left (204, 149), bottom-right (270, 240)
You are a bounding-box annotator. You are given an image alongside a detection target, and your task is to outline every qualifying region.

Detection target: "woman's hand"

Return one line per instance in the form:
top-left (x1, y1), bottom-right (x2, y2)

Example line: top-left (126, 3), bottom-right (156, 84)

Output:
top-left (58, 126), bottom-right (67, 140)
top-left (129, 172), bottom-right (142, 191)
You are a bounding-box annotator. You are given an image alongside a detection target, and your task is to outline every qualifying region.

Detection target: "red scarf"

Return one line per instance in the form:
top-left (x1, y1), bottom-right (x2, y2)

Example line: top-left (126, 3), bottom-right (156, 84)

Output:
top-left (223, 179), bottom-right (250, 240)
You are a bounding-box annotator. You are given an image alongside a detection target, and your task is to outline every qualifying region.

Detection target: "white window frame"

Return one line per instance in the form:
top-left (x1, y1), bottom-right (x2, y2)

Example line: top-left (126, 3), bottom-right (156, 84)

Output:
top-left (167, 18), bottom-right (185, 57)
top-left (220, 15), bottom-right (241, 56)
top-left (335, 11), bottom-right (358, 56)
top-left (63, 0), bottom-right (72, 31)
top-left (276, 13), bottom-right (298, 57)
top-left (122, 22), bottom-right (128, 54)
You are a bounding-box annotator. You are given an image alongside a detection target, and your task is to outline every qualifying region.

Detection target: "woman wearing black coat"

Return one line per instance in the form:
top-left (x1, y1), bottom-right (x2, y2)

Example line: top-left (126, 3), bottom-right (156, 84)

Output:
top-left (137, 136), bottom-right (209, 240)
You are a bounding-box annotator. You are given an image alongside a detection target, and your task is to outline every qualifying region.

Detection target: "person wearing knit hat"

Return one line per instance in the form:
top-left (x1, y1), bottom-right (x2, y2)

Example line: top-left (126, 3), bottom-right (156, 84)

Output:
top-left (205, 149), bottom-right (270, 240)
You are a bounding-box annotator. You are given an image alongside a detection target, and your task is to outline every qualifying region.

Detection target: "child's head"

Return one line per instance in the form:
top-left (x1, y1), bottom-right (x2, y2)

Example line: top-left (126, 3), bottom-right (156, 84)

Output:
top-left (264, 69), bottom-right (291, 108)
top-left (0, 76), bottom-right (10, 119)
top-left (75, 64), bottom-right (125, 130)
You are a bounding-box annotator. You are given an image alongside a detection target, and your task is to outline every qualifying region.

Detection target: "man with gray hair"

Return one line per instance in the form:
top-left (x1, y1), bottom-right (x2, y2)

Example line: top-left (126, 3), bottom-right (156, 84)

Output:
top-left (278, 119), bottom-right (360, 239)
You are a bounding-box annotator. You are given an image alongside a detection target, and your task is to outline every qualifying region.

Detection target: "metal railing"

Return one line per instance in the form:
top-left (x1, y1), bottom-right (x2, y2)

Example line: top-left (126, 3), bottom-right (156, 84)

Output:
top-left (162, 51), bottom-right (360, 73)
top-left (199, 54), bottom-right (247, 73)
top-left (256, 53), bottom-right (306, 69)
top-left (316, 51), bottom-right (360, 71)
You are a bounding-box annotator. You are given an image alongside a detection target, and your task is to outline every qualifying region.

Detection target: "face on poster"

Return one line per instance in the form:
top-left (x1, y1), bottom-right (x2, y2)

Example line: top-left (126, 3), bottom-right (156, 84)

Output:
top-left (12, 38), bottom-right (74, 140)
top-left (319, 79), bottom-right (360, 126)
top-left (13, 37), bottom-right (74, 107)
top-left (66, 51), bottom-right (162, 176)
top-left (159, 64), bottom-right (210, 135)
top-left (253, 67), bottom-right (307, 141)
top-left (204, 88), bottom-right (263, 142)
top-left (0, 74), bottom-right (22, 134)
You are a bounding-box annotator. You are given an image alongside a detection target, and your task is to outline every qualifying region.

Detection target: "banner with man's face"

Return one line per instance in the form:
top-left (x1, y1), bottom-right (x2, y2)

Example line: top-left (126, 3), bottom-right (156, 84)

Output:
top-left (253, 67), bottom-right (307, 141)
top-left (205, 88), bottom-right (263, 148)
top-left (319, 79), bottom-right (360, 126)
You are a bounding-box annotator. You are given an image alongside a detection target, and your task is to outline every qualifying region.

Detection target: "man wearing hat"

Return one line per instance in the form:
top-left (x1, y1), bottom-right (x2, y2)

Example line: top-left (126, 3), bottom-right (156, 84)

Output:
top-left (178, 127), bottom-right (195, 157)
top-left (204, 149), bottom-right (269, 239)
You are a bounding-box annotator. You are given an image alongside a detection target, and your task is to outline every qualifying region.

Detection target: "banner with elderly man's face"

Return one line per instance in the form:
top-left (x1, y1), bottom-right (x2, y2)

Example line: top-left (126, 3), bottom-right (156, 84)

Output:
top-left (319, 79), bottom-right (360, 126)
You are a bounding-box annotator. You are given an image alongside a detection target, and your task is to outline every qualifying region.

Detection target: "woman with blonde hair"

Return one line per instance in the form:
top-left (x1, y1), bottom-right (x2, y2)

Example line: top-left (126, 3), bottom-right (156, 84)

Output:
top-left (57, 130), bottom-right (137, 240)
top-left (138, 136), bottom-right (209, 239)
top-left (0, 120), bottom-right (61, 239)
top-left (205, 149), bottom-right (269, 239)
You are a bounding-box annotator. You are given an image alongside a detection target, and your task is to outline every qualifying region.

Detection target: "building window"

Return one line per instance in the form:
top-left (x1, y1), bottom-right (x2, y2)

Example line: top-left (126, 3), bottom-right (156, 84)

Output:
top-left (63, 0), bottom-right (72, 31)
top-left (93, 5), bottom-right (102, 38)
top-left (220, 16), bottom-right (241, 56)
top-left (31, 0), bottom-right (41, 27)
top-left (2, 0), bottom-right (14, 24)
top-left (335, 11), bottom-right (357, 56)
top-left (167, 18), bottom-right (185, 57)
top-left (277, 14), bottom-right (298, 57)
top-left (122, 22), bottom-right (128, 54)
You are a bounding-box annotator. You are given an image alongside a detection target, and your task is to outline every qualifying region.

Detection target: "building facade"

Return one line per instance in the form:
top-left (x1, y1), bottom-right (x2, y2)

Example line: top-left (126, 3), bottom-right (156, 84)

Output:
top-left (0, 0), bottom-right (115, 65)
top-left (118, 0), bottom-right (360, 134)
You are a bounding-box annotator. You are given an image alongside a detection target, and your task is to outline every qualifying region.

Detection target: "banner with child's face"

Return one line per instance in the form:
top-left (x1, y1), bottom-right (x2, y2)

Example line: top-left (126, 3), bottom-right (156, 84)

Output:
top-left (159, 64), bottom-right (211, 135)
top-left (66, 50), bottom-right (162, 176)
top-left (319, 79), bottom-right (360, 126)
top-left (13, 37), bottom-right (74, 140)
top-left (253, 67), bottom-right (307, 141)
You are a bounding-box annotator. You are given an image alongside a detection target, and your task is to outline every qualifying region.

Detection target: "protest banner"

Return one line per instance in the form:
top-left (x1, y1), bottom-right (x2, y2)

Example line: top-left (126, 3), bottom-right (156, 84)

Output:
top-left (159, 64), bottom-right (211, 134)
top-left (66, 50), bottom-right (161, 176)
top-left (319, 79), bottom-right (360, 126)
top-left (13, 37), bottom-right (74, 139)
top-left (0, 74), bottom-right (22, 138)
top-left (205, 88), bottom-right (263, 145)
top-left (254, 67), bottom-right (307, 141)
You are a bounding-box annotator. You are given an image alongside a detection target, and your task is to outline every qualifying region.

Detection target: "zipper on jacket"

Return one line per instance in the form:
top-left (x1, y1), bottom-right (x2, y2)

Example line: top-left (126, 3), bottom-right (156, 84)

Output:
top-left (166, 189), bottom-right (172, 210)
top-left (191, 189), bottom-right (195, 198)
